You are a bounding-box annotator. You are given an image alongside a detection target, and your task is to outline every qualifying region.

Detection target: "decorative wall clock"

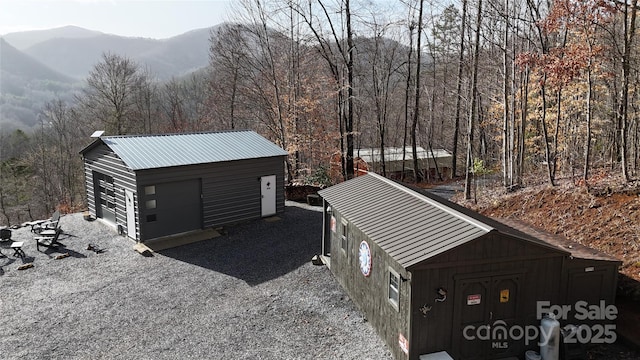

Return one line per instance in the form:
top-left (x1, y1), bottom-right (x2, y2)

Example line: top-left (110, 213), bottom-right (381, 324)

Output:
top-left (359, 240), bottom-right (372, 277)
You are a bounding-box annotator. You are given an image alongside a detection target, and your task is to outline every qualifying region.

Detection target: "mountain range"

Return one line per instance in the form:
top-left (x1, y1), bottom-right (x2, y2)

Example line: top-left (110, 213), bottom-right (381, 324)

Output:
top-left (0, 25), bottom-right (217, 131)
top-left (2, 25), bottom-right (215, 81)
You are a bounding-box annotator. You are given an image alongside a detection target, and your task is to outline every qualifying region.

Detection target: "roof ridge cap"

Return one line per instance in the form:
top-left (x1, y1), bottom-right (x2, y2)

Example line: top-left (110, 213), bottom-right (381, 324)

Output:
top-left (102, 129), bottom-right (254, 139)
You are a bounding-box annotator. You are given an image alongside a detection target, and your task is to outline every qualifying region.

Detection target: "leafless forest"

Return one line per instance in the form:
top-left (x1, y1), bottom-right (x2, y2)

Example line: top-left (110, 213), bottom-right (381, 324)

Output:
top-left (1, 0), bottom-right (640, 225)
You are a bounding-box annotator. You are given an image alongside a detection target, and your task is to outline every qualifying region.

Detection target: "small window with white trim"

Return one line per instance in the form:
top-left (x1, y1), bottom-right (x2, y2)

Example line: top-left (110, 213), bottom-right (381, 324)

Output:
top-left (388, 268), bottom-right (400, 310)
top-left (340, 220), bottom-right (348, 254)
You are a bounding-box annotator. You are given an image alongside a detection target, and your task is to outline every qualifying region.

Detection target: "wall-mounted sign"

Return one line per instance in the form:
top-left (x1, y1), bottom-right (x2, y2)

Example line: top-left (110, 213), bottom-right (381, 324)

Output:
top-left (467, 294), bottom-right (481, 305)
top-left (500, 289), bottom-right (510, 303)
top-left (330, 216), bottom-right (336, 232)
top-left (358, 241), bottom-right (372, 277)
top-left (398, 333), bottom-right (409, 355)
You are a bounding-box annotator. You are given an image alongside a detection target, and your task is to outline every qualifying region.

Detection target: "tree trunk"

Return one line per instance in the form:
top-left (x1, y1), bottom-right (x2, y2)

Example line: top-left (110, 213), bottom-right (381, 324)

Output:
top-left (517, 64), bottom-right (529, 185)
top-left (540, 77), bottom-right (555, 186)
top-left (584, 62), bottom-right (593, 181)
top-left (619, 0), bottom-right (637, 182)
top-left (452, 0), bottom-right (468, 179)
top-left (411, 0), bottom-right (425, 184)
top-left (464, 0), bottom-right (483, 200)
top-left (502, 0), bottom-right (510, 187)
top-left (402, 22), bottom-right (415, 182)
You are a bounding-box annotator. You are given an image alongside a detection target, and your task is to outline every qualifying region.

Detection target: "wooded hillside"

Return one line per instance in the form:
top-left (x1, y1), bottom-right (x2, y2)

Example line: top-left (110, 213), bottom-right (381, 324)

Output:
top-left (1, 0), bottom-right (640, 226)
top-left (459, 171), bottom-right (640, 293)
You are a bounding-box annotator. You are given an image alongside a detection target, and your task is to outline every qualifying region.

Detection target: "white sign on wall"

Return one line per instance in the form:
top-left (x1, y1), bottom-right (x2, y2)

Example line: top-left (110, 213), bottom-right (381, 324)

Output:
top-left (467, 294), bottom-right (481, 305)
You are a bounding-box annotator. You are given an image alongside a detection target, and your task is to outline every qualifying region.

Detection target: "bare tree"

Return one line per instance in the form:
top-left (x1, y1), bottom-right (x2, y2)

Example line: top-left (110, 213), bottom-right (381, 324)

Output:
top-left (132, 67), bottom-right (159, 134)
top-left (209, 24), bottom-right (250, 131)
top-left (0, 130), bottom-right (31, 225)
top-left (41, 100), bottom-right (86, 208)
top-left (452, 0), bottom-right (468, 179)
top-left (291, 0), bottom-right (357, 180)
top-left (464, 0), bottom-right (484, 200)
top-left (358, 18), bottom-right (405, 177)
top-left (410, 0), bottom-right (425, 183)
top-left (617, 0), bottom-right (638, 181)
top-left (79, 52), bottom-right (145, 135)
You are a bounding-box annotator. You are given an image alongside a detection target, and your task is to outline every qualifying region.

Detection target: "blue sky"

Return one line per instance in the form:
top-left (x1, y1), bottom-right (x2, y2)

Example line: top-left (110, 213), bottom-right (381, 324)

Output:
top-left (0, 0), bottom-right (232, 38)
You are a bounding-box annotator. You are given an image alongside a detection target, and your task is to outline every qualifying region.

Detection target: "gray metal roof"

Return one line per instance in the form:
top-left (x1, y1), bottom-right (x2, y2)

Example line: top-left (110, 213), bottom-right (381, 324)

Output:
top-left (318, 173), bottom-right (568, 269)
top-left (318, 173), bottom-right (493, 269)
top-left (355, 147), bottom-right (452, 164)
top-left (86, 131), bottom-right (288, 170)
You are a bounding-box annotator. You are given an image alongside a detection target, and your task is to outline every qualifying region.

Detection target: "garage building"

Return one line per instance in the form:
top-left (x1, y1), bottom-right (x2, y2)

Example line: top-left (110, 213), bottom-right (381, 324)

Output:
top-left (80, 130), bottom-right (288, 242)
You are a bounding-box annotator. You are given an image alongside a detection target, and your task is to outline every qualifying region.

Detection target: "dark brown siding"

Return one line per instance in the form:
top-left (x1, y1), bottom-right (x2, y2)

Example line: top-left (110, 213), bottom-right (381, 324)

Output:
top-left (409, 233), bottom-right (566, 359)
top-left (413, 231), bottom-right (562, 269)
top-left (561, 258), bottom-right (619, 325)
top-left (321, 207), bottom-right (619, 360)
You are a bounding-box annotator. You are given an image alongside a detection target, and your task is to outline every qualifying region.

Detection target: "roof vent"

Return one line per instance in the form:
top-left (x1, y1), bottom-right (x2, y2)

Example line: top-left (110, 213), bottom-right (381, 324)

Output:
top-left (91, 130), bottom-right (105, 138)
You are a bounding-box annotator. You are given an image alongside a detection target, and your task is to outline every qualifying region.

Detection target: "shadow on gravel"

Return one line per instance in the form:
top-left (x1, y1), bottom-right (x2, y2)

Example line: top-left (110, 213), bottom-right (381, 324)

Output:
top-left (160, 206), bottom-right (323, 286)
top-left (41, 246), bottom-right (87, 259)
top-left (0, 257), bottom-right (14, 274)
top-left (39, 233), bottom-right (88, 259)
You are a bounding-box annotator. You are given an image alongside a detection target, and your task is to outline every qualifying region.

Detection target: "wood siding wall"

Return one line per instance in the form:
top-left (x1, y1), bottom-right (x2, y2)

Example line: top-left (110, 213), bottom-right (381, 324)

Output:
top-left (82, 143), bottom-right (138, 236)
top-left (322, 217), bottom-right (573, 360)
top-left (321, 208), bottom-right (619, 360)
top-left (326, 208), bottom-right (412, 360)
top-left (409, 233), bottom-right (567, 359)
top-left (561, 258), bottom-right (619, 325)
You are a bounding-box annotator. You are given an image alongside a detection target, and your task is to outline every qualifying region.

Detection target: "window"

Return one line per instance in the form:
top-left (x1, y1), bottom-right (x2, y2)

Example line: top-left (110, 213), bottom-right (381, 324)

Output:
top-left (389, 268), bottom-right (400, 310)
top-left (146, 214), bottom-right (157, 222)
top-left (145, 199), bottom-right (157, 209)
top-left (144, 185), bottom-right (156, 195)
top-left (340, 220), bottom-right (348, 254)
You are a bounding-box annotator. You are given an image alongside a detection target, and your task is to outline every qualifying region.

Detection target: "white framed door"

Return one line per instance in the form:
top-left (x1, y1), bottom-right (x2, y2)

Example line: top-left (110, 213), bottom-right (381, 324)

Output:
top-left (125, 189), bottom-right (137, 239)
top-left (261, 175), bottom-right (277, 217)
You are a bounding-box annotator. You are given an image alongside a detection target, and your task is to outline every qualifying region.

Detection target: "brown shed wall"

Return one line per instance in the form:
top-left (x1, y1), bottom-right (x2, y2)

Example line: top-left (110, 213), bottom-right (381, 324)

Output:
top-left (409, 232), bottom-right (566, 359)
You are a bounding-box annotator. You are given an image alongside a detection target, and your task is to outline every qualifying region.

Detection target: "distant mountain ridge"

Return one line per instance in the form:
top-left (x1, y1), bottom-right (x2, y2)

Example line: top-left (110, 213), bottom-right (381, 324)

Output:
top-left (24, 34), bottom-right (161, 79)
top-left (2, 25), bottom-right (104, 50)
top-left (0, 25), bottom-right (218, 132)
top-left (3, 25), bottom-right (217, 81)
top-left (0, 38), bottom-right (79, 131)
top-left (0, 38), bottom-right (74, 84)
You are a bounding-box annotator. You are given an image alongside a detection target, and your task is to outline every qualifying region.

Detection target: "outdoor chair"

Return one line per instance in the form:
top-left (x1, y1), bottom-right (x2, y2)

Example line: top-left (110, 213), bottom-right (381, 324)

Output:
top-left (34, 228), bottom-right (62, 252)
top-left (31, 210), bottom-right (60, 234)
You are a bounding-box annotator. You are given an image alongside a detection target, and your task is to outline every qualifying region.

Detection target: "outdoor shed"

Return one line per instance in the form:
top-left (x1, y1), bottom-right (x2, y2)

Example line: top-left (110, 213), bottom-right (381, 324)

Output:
top-left (330, 147), bottom-right (453, 181)
top-left (80, 130), bottom-right (288, 242)
top-left (318, 173), bottom-right (620, 360)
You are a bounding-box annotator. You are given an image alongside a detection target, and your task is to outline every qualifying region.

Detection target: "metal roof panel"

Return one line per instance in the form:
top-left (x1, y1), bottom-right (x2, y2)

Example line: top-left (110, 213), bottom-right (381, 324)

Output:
top-left (318, 173), bottom-right (493, 268)
top-left (96, 130), bottom-right (288, 170)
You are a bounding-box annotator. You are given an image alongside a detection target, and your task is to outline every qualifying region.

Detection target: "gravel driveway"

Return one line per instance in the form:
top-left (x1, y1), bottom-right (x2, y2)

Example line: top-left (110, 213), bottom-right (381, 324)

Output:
top-left (0, 203), bottom-right (392, 360)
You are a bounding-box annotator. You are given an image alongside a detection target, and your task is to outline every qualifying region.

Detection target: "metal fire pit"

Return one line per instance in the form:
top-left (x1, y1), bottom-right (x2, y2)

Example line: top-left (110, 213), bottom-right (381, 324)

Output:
top-left (0, 228), bottom-right (12, 241)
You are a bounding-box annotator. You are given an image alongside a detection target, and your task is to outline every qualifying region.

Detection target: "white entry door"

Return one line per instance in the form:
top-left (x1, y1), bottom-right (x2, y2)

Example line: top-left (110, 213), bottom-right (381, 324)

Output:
top-left (125, 189), bottom-right (137, 239)
top-left (261, 175), bottom-right (277, 217)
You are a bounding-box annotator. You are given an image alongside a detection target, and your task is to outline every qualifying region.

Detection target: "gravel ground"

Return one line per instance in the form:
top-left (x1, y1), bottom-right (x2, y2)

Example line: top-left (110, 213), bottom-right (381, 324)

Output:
top-left (0, 203), bottom-right (392, 360)
top-left (1, 203), bottom-right (637, 360)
